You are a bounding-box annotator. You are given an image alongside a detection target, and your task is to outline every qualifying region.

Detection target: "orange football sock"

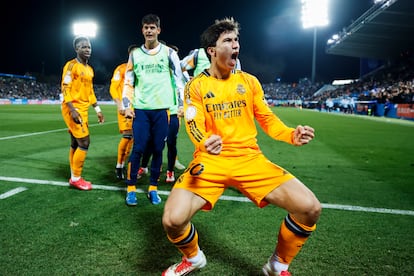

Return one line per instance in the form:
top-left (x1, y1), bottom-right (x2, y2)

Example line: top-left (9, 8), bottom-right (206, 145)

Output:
top-left (117, 137), bottom-right (131, 165)
top-left (123, 139), bottom-right (133, 164)
top-left (127, 185), bottom-right (136, 192)
top-left (276, 214), bottom-right (316, 264)
top-left (148, 185), bottom-right (158, 192)
top-left (168, 223), bottom-right (199, 258)
top-left (69, 147), bottom-right (76, 173)
top-left (72, 148), bottom-right (87, 177)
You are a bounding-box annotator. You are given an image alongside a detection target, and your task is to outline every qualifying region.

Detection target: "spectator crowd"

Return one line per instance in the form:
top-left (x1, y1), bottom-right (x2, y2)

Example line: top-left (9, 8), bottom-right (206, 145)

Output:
top-left (262, 57), bottom-right (414, 113)
top-left (0, 76), bottom-right (111, 101)
top-left (1, 56), bottom-right (413, 116)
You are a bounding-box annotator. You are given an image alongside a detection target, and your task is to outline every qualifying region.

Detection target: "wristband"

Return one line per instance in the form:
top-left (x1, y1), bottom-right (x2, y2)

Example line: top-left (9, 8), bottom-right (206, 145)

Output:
top-left (94, 106), bottom-right (102, 113)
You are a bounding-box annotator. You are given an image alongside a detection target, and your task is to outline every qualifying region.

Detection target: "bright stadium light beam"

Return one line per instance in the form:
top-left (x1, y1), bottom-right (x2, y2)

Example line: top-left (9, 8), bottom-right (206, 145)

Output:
top-left (72, 21), bottom-right (98, 38)
top-left (301, 0), bottom-right (329, 83)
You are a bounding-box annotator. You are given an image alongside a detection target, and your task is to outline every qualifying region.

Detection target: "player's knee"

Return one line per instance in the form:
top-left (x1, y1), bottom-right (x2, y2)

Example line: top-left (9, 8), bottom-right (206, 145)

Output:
top-left (162, 210), bottom-right (187, 231)
top-left (310, 200), bottom-right (322, 222)
top-left (78, 143), bottom-right (89, 150)
top-left (122, 134), bottom-right (133, 139)
top-left (77, 137), bottom-right (90, 149)
top-left (162, 214), bottom-right (176, 231)
top-left (289, 195), bottom-right (321, 226)
top-left (79, 146), bottom-right (89, 151)
top-left (303, 197), bottom-right (322, 225)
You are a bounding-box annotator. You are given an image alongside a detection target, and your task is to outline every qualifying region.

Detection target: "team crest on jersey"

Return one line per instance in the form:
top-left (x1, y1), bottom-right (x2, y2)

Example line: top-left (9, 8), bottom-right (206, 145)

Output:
top-left (236, 84), bottom-right (246, 95)
top-left (114, 71), bottom-right (121, 81)
top-left (63, 71), bottom-right (72, 84)
top-left (188, 163), bottom-right (204, 176)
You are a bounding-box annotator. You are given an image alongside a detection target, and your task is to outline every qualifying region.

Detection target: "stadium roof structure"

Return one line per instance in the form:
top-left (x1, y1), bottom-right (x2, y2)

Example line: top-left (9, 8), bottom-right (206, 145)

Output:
top-left (326, 0), bottom-right (414, 60)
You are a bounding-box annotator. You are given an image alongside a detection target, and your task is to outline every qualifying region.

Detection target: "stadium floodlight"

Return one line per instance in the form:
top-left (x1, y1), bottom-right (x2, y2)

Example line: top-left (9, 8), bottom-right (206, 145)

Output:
top-left (301, 0), bottom-right (329, 29)
top-left (327, 33), bottom-right (340, 45)
top-left (301, 0), bottom-right (329, 83)
top-left (72, 21), bottom-right (98, 38)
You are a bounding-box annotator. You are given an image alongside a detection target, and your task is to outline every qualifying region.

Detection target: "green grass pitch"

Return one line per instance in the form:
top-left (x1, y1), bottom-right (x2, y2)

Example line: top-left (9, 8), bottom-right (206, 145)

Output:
top-left (0, 104), bottom-right (413, 275)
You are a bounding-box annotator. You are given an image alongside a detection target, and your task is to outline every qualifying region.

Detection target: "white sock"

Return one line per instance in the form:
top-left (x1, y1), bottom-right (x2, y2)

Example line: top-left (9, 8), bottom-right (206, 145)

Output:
top-left (270, 254), bottom-right (289, 272)
top-left (274, 262), bottom-right (289, 273)
top-left (71, 176), bottom-right (80, 182)
top-left (187, 248), bottom-right (202, 264)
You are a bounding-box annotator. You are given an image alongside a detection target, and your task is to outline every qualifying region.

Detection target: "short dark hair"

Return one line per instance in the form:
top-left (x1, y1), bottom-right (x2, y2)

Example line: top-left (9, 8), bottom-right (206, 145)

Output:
top-left (200, 17), bottom-right (240, 53)
top-left (73, 36), bottom-right (90, 50)
top-left (142, 14), bottom-right (160, 27)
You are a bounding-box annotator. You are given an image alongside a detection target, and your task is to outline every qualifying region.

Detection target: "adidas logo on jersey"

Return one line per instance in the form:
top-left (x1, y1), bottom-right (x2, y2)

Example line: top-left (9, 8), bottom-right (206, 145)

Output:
top-left (204, 91), bottom-right (215, 99)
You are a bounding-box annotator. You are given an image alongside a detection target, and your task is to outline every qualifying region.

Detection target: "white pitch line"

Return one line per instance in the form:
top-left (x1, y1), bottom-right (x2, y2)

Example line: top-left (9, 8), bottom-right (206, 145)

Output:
top-left (0, 176), bottom-right (413, 216)
top-left (0, 128), bottom-right (68, 140)
top-left (0, 121), bottom-right (117, 141)
top-left (0, 186), bottom-right (28, 199)
top-left (321, 203), bottom-right (414, 216)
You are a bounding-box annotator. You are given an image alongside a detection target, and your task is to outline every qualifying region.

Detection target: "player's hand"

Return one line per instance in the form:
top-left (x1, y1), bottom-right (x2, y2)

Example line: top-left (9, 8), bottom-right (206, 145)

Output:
top-left (177, 106), bottom-right (184, 118)
top-left (205, 134), bottom-right (222, 155)
top-left (124, 108), bottom-right (135, 119)
top-left (70, 110), bottom-right (82, 124)
top-left (118, 109), bottom-right (125, 116)
top-left (97, 112), bottom-right (105, 124)
top-left (293, 125), bottom-right (314, 146)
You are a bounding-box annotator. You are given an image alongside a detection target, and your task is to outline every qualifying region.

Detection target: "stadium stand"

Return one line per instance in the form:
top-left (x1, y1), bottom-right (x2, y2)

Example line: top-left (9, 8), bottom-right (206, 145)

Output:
top-left (0, 74), bottom-right (111, 102)
top-left (1, 0), bottom-right (412, 119)
top-left (326, 0), bottom-right (414, 60)
top-left (263, 0), bottom-right (414, 119)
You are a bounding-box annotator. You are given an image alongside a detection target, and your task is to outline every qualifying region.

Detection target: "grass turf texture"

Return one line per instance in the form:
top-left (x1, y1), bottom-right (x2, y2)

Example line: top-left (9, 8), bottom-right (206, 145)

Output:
top-left (1, 104), bottom-right (413, 275)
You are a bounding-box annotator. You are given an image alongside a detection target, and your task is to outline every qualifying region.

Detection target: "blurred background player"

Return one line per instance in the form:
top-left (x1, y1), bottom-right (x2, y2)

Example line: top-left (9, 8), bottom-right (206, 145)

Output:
top-left (109, 44), bottom-right (138, 180)
top-left (180, 47), bottom-right (241, 80)
top-left (164, 42), bottom-right (185, 183)
top-left (165, 42), bottom-right (187, 174)
top-left (61, 36), bottom-right (105, 191)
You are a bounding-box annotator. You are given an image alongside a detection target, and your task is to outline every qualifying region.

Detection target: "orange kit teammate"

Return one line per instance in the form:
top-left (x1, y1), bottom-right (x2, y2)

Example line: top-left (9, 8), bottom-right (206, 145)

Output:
top-left (109, 45), bottom-right (138, 180)
top-left (61, 35), bottom-right (105, 190)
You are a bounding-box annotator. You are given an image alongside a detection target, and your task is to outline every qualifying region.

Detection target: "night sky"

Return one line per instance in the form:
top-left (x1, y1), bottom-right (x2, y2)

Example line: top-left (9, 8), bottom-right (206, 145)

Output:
top-left (2, 0), bottom-right (374, 84)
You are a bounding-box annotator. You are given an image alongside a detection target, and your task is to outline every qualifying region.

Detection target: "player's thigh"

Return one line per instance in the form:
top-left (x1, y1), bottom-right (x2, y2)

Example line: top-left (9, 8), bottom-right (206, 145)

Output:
top-left (233, 154), bottom-right (293, 207)
top-left (265, 177), bottom-right (320, 216)
top-left (173, 156), bottom-right (227, 210)
top-left (61, 106), bottom-right (89, 138)
top-left (118, 112), bottom-right (132, 133)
